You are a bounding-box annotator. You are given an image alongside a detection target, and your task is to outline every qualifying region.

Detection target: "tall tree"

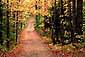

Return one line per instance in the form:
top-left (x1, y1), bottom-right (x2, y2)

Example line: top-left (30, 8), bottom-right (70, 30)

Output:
top-left (0, 0), bottom-right (3, 44)
top-left (6, 0), bottom-right (10, 48)
top-left (76, 0), bottom-right (83, 35)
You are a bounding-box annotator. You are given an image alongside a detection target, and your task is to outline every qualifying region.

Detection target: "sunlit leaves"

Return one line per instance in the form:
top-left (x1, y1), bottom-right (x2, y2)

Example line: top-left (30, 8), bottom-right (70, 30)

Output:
top-left (20, 0), bottom-right (53, 16)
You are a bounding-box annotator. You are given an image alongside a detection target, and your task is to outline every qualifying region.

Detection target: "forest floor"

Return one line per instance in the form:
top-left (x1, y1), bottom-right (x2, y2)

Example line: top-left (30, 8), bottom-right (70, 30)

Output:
top-left (17, 30), bottom-right (55, 57)
top-left (1, 18), bottom-right (85, 57)
top-left (15, 18), bottom-right (56, 57)
top-left (4, 18), bottom-right (56, 57)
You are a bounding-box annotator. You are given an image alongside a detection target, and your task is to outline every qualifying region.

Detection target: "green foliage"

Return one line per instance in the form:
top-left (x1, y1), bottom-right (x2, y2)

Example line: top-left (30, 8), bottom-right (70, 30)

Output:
top-left (35, 14), bottom-right (44, 32)
top-left (0, 1), bottom-right (26, 52)
top-left (83, 2), bottom-right (85, 7)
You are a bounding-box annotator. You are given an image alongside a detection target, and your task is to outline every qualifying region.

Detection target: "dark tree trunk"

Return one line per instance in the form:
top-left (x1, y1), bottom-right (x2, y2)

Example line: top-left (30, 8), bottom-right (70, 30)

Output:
top-left (0, 0), bottom-right (3, 44)
top-left (51, 0), bottom-right (57, 45)
top-left (76, 0), bottom-right (83, 35)
top-left (15, 11), bottom-right (18, 43)
top-left (6, 0), bottom-right (10, 48)
top-left (60, 0), bottom-right (65, 45)
top-left (71, 0), bottom-right (76, 42)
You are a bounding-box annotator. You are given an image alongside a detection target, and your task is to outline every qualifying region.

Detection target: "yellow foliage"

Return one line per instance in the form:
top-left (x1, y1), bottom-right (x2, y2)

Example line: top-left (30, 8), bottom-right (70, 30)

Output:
top-left (2, 0), bottom-right (53, 19)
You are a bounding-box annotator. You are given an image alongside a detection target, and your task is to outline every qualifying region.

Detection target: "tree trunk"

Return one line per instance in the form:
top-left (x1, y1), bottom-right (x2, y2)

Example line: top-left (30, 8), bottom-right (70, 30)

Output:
top-left (77, 0), bottom-right (83, 35)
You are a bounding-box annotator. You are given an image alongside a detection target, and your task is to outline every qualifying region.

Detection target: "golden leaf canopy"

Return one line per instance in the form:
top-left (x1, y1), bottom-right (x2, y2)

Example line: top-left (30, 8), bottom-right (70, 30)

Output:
top-left (2, 0), bottom-right (53, 16)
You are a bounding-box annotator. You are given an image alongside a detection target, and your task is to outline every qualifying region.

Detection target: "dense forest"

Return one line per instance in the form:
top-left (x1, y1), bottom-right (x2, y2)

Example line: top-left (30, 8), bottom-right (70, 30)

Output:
top-left (35, 0), bottom-right (85, 45)
top-left (0, 0), bottom-right (27, 51)
top-left (0, 0), bottom-right (85, 53)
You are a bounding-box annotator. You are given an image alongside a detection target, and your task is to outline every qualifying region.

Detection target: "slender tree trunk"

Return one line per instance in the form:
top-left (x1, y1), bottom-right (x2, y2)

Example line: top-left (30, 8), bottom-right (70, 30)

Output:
top-left (60, 0), bottom-right (65, 45)
top-left (71, 0), bottom-right (76, 42)
top-left (16, 11), bottom-right (18, 43)
top-left (6, 0), bottom-right (10, 48)
top-left (77, 0), bottom-right (83, 35)
top-left (0, 0), bottom-right (3, 43)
